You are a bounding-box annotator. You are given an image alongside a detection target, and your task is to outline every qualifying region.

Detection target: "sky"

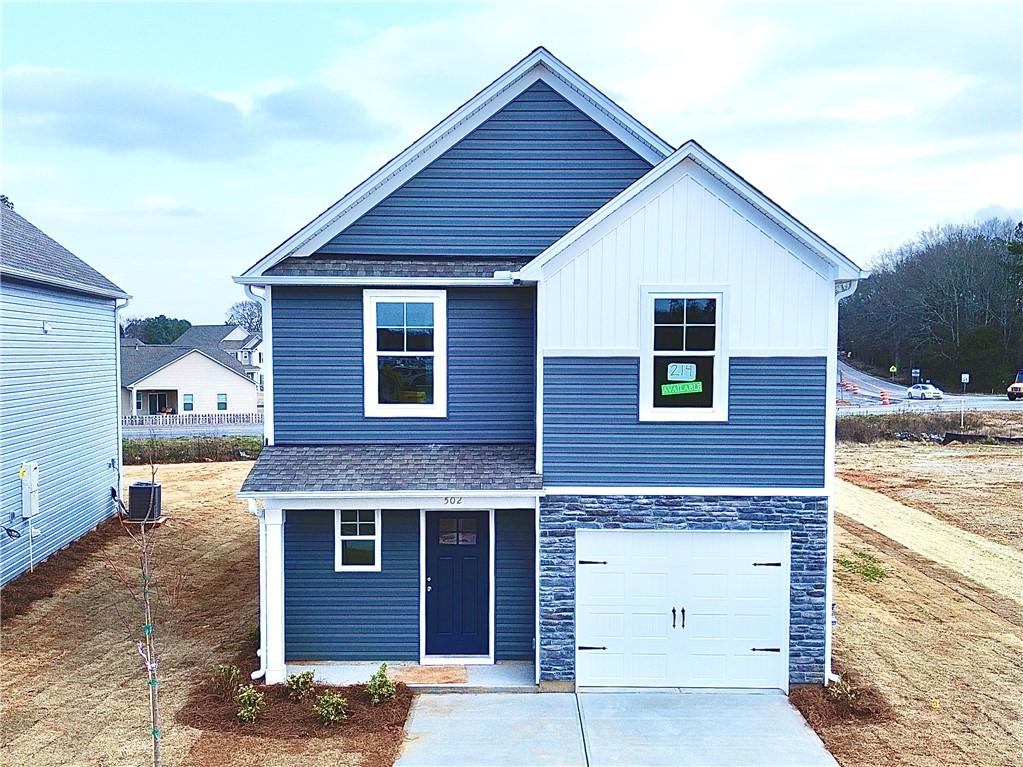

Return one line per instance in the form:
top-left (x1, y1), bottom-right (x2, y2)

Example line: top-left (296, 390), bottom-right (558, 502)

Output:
top-left (2, 0), bottom-right (1021, 322)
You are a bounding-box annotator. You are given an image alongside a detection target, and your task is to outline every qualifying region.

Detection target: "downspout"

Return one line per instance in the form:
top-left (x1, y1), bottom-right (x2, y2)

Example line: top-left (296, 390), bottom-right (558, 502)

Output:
top-left (249, 499), bottom-right (268, 680)
top-left (826, 278), bottom-right (861, 684)
top-left (114, 297), bottom-right (131, 507)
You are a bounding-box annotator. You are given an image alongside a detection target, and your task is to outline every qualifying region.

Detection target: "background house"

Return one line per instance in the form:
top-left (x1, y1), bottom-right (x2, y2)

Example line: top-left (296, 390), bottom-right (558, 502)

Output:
top-left (0, 200), bottom-right (129, 586)
top-left (120, 338), bottom-right (259, 415)
top-left (174, 324), bottom-right (264, 390)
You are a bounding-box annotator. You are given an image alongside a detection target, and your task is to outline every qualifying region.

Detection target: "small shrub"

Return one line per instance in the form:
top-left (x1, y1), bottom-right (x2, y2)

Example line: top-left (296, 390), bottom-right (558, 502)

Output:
top-left (827, 678), bottom-right (858, 706)
top-left (366, 663), bottom-right (397, 704)
top-left (837, 551), bottom-right (886, 582)
top-left (236, 684), bottom-right (265, 724)
top-left (286, 670), bottom-right (315, 701)
top-left (212, 663), bottom-right (242, 697)
top-left (314, 690), bottom-right (349, 725)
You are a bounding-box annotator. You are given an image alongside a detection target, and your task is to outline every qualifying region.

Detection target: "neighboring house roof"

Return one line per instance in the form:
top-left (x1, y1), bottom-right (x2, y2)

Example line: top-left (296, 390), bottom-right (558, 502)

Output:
top-left (240, 444), bottom-right (543, 495)
top-left (516, 140), bottom-right (866, 282)
top-left (237, 47), bottom-right (672, 282)
top-left (120, 336), bottom-right (146, 346)
top-left (176, 324), bottom-right (262, 353)
top-left (0, 205), bottom-right (129, 299)
top-left (120, 344), bottom-right (254, 387)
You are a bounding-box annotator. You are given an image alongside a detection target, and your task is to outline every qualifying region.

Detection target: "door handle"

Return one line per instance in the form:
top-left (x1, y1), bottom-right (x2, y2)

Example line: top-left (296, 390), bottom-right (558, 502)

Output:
top-left (680, 607), bottom-right (686, 629)
top-left (672, 607), bottom-right (676, 628)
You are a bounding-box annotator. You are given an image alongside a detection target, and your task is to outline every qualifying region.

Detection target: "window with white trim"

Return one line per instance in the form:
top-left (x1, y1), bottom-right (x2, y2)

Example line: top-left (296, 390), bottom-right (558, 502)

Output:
top-left (182, 393), bottom-right (194, 412)
top-left (334, 509), bottom-right (381, 571)
top-left (217, 393), bottom-right (227, 411)
top-left (640, 287), bottom-right (728, 422)
top-left (363, 290), bottom-right (447, 417)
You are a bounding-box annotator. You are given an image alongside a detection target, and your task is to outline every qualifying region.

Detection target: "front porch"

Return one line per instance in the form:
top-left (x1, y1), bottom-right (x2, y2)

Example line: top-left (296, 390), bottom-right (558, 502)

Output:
top-left (288, 660), bottom-right (536, 692)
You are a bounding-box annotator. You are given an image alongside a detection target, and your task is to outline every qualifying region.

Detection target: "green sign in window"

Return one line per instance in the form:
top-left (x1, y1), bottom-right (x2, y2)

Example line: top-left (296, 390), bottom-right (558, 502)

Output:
top-left (661, 381), bottom-right (703, 396)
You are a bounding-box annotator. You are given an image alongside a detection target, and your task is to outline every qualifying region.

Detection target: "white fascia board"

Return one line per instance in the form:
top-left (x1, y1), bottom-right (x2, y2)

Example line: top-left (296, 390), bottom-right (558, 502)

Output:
top-left (517, 141), bottom-right (865, 282)
top-left (543, 486), bottom-right (830, 497)
top-left (233, 275), bottom-right (522, 288)
top-left (238, 47), bottom-right (671, 280)
top-left (0, 266), bottom-right (131, 300)
top-left (237, 489), bottom-right (543, 511)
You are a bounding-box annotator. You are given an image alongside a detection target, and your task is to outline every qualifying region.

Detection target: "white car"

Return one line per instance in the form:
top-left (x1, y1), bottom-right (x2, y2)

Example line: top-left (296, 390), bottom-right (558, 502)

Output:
top-left (906, 383), bottom-right (944, 400)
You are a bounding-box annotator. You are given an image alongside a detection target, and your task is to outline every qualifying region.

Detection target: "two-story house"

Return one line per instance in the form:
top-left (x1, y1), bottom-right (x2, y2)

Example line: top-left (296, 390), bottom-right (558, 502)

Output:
top-left (236, 48), bottom-right (864, 691)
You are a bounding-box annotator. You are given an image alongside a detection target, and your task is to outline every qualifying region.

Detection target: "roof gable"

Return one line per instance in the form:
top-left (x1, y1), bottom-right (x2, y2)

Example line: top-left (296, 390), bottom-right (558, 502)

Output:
top-left (0, 206), bottom-right (128, 298)
top-left (517, 141), bottom-right (865, 282)
top-left (120, 344), bottom-right (254, 387)
top-left (239, 47), bottom-right (671, 282)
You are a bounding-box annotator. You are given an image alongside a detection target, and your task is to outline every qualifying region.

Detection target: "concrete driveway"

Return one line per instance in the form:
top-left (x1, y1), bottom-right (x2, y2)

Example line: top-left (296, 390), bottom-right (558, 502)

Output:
top-left (396, 690), bottom-right (837, 767)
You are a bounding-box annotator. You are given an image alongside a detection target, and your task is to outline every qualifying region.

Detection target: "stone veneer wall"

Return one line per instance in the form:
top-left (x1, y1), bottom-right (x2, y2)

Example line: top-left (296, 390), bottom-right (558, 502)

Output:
top-left (538, 495), bottom-right (829, 685)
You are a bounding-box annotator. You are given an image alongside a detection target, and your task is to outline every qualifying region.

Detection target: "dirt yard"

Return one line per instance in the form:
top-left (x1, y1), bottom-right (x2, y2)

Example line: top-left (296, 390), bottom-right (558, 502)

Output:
top-left (0, 462), bottom-right (407, 767)
top-left (820, 442), bottom-right (1023, 767)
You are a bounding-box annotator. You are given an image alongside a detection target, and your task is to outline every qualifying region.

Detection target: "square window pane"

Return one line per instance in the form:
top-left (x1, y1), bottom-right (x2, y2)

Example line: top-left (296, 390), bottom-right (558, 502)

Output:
top-left (458, 518), bottom-right (477, 533)
top-left (439, 532), bottom-right (458, 545)
top-left (405, 302), bottom-right (434, 328)
top-left (686, 298), bottom-right (716, 324)
top-left (405, 328), bottom-right (434, 352)
top-left (341, 539), bottom-right (375, 566)
top-left (376, 302), bottom-right (404, 327)
top-left (358, 510), bottom-right (375, 522)
top-left (358, 522), bottom-right (376, 536)
top-left (341, 510), bottom-right (358, 522)
top-left (458, 532), bottom-right (478, 545)
top-left (377, 327), bottom-right (405, 351)
top-left (653, 356), bottom-right (715, 409)
top-left (685, 326), bottom-right (716, 351)
top-left (378, 356), bottom-right (434, 405)
top-left (654, 298), bottom-right (685, 324)
top-left (340, 522), bottom-right (358, 536)
top-left (439, 518), bottom-right (457, 533)
top-left (654, 326), bottom-right (684, 351)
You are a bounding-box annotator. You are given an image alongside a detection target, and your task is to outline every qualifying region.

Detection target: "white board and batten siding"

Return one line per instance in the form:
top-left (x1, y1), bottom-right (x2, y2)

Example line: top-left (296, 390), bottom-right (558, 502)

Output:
top-left (128, 350), bottom-right (259, 414)
top-left (538, 159), bottom-right (835, 356)
top-left (0, 279), bottom-right (120, 585)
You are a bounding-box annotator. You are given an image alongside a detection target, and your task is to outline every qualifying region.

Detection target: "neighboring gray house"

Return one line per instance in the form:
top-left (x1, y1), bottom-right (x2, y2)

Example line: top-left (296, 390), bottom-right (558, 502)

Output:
top-left (0, 202), bottom-right (129, 585)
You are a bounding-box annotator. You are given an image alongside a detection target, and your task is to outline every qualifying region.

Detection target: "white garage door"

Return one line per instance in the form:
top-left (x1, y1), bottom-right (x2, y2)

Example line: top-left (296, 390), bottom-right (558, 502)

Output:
top-left (576, 530), bottom-right (790, 690)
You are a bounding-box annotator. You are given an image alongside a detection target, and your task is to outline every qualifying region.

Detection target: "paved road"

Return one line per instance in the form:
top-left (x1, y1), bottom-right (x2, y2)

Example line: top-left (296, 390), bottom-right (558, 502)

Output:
top-left (837, 361), bottom-right (1019, 417)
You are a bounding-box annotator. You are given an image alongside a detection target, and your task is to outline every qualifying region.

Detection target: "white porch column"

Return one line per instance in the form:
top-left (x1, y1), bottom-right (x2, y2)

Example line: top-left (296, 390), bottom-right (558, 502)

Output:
top-left (263, 505), bottom-right (286, 684)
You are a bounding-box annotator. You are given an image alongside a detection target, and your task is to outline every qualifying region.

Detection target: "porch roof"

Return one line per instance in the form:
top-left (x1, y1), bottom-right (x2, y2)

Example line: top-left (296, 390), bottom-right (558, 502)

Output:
top-left (240, 443), bottom-right (542, 495)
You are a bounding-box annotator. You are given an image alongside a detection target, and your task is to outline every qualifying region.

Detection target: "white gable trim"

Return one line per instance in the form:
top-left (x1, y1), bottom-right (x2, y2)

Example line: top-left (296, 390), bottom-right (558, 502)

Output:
top-left (516, 141), bottom-right (865, 282)
top-left (124, 349), bottom-right (259, 389)
top-left (240, 47), bottom-right (672, 279)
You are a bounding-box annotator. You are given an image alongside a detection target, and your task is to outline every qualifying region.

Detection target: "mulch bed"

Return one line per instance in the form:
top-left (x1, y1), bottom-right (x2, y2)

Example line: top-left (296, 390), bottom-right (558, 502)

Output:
top-left (176, 655), bottom-right (413, 767)
top-left (0, 517), bottom-right (127, 621)
top-left (790, 663), bottom-right (895, 728)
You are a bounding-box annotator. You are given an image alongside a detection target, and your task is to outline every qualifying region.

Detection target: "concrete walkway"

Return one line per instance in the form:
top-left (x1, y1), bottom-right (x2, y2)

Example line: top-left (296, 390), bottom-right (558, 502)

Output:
top-left (396, 690), bottom-right (837, 767)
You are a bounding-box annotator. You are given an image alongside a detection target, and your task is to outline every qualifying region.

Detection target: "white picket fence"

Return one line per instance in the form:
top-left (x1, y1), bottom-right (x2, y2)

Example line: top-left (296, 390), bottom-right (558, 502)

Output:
top-left (122, 412), bottom-right (263, 428)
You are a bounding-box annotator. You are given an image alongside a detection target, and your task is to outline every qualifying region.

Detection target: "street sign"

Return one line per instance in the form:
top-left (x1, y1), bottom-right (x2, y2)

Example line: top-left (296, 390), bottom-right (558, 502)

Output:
top-left (911, 368), bottom-right (920, 377)
top-left (961, 372), bottom-right (970, 384)
top-left (889, 365), bottom-right (897, 374)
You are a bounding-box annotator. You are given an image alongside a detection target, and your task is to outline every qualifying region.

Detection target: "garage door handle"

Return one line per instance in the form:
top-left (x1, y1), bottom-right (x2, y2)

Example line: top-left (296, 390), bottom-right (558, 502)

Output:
top-left (680, 607), bottom-right (685, 629)
top-left (578, 646), bottom-right (607, 651)
top-left (751, 647), bottom-right (780, 652)
top-left (578, 560), bottom-right (607, 565)
top-left (753, 562), bottom-right (782, 567)
top-left (672, 607), bottom-right (676, 628)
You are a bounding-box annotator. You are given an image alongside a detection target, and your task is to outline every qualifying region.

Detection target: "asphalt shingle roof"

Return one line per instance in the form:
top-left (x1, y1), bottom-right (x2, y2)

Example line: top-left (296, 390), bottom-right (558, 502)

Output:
top-left (0, 206), bottom-right (128, 297)
top-left (240, 444), bottom-right (542, 494)
top-left (266, 255), bottom-right (534, 278)
top-left (173, 324), bottom-right (238, 348)
top-left (120, 343), bottom-right (251, 386)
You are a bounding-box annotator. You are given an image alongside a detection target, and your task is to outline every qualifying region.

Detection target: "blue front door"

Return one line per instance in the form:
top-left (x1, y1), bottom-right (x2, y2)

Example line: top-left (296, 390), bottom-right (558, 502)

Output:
top-left (425, 511), bottom-right (490, 656)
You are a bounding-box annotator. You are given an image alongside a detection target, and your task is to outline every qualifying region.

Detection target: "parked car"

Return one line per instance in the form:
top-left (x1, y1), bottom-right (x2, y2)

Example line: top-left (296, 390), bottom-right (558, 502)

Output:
top-left (906, 383), bottom-right (944, 400)
top-left (1008, 370), bottom-right (1023, 401)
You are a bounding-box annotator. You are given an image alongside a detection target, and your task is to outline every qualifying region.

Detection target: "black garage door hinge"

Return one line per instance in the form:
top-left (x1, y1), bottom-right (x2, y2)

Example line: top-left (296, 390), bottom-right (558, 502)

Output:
top-left (577, 645), bottom-right (607, 651)
top-left (753, 562), bottom-right (782, 567)
top-left (578, 560), bottom-right (608, 565)
top-left (751, 647), bottom-right (781, 652)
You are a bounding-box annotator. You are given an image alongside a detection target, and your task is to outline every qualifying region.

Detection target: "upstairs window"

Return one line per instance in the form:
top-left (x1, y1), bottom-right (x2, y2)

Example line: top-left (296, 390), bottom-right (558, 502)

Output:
top-left (335, 510), bottom-right (381, 571)
top-left (363, 290), bottom-right (447, 417)
top-left (639, 287), bottom-right (728, 422)
top-left (217, 393), bottom-right (228, 411)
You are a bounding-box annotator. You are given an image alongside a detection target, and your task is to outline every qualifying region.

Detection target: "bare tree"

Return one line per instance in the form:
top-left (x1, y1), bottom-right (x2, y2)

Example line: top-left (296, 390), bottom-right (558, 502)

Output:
top-left (227, 300), bottom-right (262, 334)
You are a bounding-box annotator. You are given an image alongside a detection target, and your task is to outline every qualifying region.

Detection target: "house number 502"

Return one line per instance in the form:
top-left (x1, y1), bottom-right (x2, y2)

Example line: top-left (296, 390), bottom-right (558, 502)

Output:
top-left (443, 497), bottom-right (463, 505)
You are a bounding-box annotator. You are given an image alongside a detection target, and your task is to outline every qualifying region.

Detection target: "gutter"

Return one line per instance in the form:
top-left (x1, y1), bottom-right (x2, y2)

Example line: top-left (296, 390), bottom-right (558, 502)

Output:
top-left (1, 266), bottom-right (131, 300)
top-left (248, 500), bottom-right (268, 680)
top-left (234, 275), bottom-right (520, 288)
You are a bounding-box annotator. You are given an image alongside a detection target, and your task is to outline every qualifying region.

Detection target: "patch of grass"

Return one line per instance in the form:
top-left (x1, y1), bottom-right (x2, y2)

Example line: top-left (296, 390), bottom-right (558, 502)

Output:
top-left (837, 551), bottom-right (887, 582)
top-left (123, 436), bottom-right (262, 465)
top-left (837, 412), bottom-right (986, 443)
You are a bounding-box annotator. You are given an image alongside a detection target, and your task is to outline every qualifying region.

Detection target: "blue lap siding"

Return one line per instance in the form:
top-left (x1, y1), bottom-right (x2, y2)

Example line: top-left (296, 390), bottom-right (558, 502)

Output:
top-left (494, 510), bottom-right (536, 660)
top-left (283, 508), bottom-right (536, 661)
top-left (0, 279), bottom-right (120, 585)
top-left (272, 286), bottom-right (536, 444)
top-left (543, 357), bottom-right (827, 487)
top-left (317, 81), bottom-right (653, 260)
